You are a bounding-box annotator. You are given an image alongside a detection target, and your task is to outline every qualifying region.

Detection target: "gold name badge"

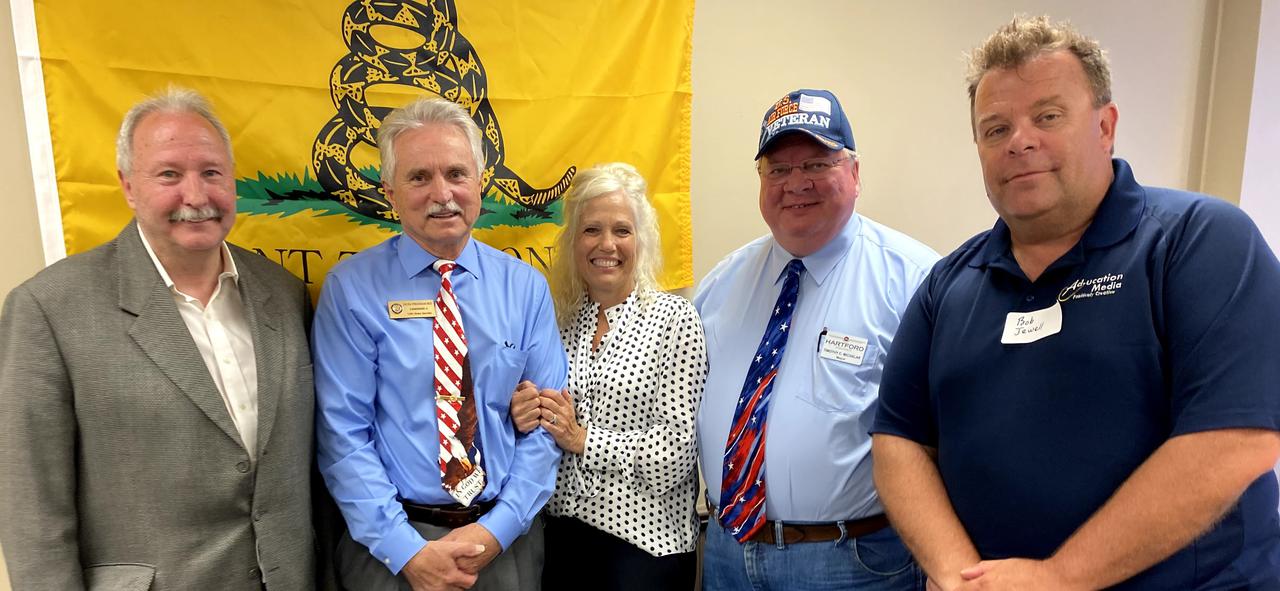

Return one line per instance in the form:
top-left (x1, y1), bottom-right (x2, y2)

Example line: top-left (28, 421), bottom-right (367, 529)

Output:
top-left (387, 299), bottom-right (436, 319)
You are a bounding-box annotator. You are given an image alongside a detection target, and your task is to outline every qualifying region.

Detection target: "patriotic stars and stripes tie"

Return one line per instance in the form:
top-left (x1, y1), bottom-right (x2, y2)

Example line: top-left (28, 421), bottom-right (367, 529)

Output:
top-left (719, 258), bottom-right (804, 542)
top-left (433, 259), bottom-right (485, 506)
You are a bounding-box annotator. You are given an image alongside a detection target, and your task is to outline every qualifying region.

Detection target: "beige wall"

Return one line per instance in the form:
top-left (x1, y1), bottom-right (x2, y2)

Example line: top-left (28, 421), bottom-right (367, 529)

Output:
top-left (1240, 0), bottom-right (1280, 251)
top-left (1197, 0), bottom-right (1261, 201)
top-left (0, 3), bottom-right (41, 305)
top-left (691, 0), bottom-right (1222, 279)
top-left (0, 1), bottom-right (1265, 587)
top-left (0, 4), bottom-right (26, 586)
top-left (2, 1), bottom-right (36, 584)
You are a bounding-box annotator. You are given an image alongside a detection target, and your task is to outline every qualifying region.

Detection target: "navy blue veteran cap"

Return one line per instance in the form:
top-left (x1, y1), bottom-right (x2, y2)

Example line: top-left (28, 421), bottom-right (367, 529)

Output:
top-left (755, 89), bottom-right (855, 160)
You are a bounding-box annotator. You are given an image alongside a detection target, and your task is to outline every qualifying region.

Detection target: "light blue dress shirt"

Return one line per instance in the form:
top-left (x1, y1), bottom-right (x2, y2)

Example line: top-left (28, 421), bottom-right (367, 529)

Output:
top-left (313, 235), bottom-right (567, 574)
top-left (695, 213), bottom-right (938, 521)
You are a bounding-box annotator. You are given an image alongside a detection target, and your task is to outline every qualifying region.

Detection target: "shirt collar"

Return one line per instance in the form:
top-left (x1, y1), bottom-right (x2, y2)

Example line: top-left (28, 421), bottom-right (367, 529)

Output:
top-left (137, 228), bottom-right (238, 291)
top-left (974, 158), bottom-right (1145, 270)
top-left (574, 289), bottom-right (637, 328)
top-left (765, 213), bottom-right (862, 286)
top-left (395, 235), bottom-right (482, 281)
top-left (1079, 158), bottom-right (1144, 249)
top-left (602, 290), bottom-right (637, 326)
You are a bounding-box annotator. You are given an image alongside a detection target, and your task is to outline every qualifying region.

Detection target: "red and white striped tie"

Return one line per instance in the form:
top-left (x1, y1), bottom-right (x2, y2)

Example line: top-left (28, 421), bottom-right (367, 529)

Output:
top-left (433, 259), bottom-right (485, 505)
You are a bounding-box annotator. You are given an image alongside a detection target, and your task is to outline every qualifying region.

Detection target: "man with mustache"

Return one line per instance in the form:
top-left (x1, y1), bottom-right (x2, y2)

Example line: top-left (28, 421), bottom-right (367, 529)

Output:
top-left (312, 97), bottom-right (566, 591)
top-left (871, 15), bottom-right (1280, 590)
top-left (0, 88), bottom-right (318, 589)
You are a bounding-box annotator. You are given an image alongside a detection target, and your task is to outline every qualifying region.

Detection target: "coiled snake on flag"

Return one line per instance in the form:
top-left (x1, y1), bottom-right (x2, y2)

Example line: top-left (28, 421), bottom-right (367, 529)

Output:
top-left (312, 0), bottom-right (575, 222)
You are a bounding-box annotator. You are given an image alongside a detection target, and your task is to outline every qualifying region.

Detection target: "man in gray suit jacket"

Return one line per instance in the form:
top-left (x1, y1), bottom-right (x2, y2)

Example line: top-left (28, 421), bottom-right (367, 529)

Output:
top-left (0, 88), bottom-right (316, 590)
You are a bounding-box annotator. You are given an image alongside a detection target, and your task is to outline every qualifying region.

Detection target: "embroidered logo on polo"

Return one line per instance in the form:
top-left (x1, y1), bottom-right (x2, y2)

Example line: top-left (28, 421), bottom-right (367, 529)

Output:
top-left (1058, 273), bottom-right (1125, 302)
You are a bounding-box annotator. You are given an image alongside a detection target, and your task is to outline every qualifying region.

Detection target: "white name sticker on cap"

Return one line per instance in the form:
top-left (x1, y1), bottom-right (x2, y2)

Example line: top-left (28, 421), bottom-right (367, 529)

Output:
top-left (819, 330), bottom-right (869, 365)
top-left (1001, 302), bottom-right (1062, 345)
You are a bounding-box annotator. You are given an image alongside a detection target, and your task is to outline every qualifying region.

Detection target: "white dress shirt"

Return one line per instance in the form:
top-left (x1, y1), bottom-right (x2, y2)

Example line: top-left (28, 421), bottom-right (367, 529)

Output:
top-left (139, 232), bottom-right (259, 458)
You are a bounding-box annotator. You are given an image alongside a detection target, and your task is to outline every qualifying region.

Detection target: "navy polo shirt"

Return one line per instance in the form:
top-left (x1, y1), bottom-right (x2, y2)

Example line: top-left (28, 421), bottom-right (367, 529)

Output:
top-left (874, 159), bottom-right (1280, 589)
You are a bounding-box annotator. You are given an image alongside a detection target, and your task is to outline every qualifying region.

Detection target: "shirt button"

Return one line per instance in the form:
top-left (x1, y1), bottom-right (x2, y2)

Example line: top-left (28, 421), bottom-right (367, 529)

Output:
top-left (383, 558), bottom-right (391, 565)
top-left (236, 461), bottom-right (250, 473)
top-left (1025, 295), bottom-right (1035, 302)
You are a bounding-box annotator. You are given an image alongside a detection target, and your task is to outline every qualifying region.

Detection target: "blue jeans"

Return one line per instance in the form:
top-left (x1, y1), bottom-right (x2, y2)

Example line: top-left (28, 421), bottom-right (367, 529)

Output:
top-left (702, 514), bottom-right (924, 591)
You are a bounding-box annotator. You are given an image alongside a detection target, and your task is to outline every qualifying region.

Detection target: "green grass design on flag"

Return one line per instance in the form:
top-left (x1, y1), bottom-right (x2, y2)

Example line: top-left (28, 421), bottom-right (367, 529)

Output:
top-left (235, 168), bottom-right (563, 230)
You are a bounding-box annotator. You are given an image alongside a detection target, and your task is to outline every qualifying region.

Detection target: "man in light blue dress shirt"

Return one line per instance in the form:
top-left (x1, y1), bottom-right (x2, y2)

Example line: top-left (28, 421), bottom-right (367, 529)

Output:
top-left (313, 98), bottom-right (567, 591)
top-left (695, 88), bottom-right (939, 590)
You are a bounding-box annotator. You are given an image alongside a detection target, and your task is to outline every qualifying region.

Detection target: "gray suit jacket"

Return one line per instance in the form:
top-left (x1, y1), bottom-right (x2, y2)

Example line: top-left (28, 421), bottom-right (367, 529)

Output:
top-left (0, 222), bottom-right (317, 590)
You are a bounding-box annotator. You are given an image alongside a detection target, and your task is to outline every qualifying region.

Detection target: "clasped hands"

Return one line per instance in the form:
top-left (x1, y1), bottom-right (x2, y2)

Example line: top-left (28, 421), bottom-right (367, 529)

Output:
top-left (402, 523), bottom-right (501, 591)
top-left (930, 558), bottom-right (1081, 591)
top-left (511, 380), bottom-right (586, 455)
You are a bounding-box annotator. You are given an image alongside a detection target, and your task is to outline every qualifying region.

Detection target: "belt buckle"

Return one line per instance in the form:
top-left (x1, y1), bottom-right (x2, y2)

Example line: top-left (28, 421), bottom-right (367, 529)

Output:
top-left (441, 505), bottom-right (475, 524)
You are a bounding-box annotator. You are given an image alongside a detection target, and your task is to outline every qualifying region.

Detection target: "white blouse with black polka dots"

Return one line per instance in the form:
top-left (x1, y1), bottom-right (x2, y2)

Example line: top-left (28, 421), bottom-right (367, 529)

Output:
top-left (544, 290), bottom-right (707, 557)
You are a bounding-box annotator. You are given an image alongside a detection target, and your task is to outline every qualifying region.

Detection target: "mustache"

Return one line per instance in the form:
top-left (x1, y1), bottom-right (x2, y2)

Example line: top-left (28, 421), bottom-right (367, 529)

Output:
top-left (427, 201), bottom-right (463, 216)
top-left (169, 205), bottom-right (224, 223)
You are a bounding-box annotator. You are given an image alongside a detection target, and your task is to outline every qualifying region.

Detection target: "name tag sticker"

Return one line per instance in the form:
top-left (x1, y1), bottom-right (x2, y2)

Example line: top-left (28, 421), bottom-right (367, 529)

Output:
top-left (1001, 301), bottom-right (1062, 345)
top-left (387, 299), bottom-right (436, 319)
top-left (819, 330), bottom-right (869, 365)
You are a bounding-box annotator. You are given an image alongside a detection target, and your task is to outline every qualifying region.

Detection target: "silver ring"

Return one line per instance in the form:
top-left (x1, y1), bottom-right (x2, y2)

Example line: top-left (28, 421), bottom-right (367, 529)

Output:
top-left (550, 414), bottom-right (558, 425)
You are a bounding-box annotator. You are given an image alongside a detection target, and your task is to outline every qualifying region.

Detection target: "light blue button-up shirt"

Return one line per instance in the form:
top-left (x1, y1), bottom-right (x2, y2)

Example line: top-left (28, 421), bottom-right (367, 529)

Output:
top-left (313, 235), bottom-right (566, 574)
top-left (695, 213), bottom-right (937, 521)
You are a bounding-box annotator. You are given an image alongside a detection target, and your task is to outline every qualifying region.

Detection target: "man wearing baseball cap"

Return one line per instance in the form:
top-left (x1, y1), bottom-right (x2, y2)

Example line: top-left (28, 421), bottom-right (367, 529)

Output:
top-left (694, 88), bottom-right (938, 590)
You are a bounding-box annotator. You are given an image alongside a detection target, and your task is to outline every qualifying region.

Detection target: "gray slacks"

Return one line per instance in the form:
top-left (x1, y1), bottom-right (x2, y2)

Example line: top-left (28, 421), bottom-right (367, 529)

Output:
top-left (336, 516), bottom-right (544, 591)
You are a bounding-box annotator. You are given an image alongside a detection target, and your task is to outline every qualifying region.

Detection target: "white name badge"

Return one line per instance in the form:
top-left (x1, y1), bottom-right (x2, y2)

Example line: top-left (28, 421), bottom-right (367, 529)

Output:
top-left (819, 330), bottom-right (869, 365)
top-left (387, 299), bottom-right (436, 319)
top-left (1001, 301), bottom-right (1063, 345)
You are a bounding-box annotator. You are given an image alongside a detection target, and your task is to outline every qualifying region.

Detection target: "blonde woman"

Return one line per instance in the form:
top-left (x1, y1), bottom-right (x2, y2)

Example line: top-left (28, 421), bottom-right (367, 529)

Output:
top-left (512, 163), bottom-right (705, 589)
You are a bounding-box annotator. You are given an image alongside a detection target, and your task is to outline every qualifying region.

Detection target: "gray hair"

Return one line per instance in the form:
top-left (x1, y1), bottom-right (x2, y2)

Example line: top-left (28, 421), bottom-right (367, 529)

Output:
top-left (550, 162), bottom-right (662, 327)
top-left (116, 87), bottom-right (232, 175)
top-left (965, 15), bottom-right (1112, 132)
top-left (377, 98), bottom-right (486, 182)
top-left (845, 149), bottom-right (862, 193)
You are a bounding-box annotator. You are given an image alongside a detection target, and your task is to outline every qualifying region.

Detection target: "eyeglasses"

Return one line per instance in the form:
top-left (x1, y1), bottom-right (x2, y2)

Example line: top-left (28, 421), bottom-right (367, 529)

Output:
top-left (758, 157), bottom-right (849, 183)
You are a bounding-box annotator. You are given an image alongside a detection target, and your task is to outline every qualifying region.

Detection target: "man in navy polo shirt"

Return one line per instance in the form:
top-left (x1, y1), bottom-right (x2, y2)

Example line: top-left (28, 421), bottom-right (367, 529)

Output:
top-left (871, 15), bottom-right (1280, 590)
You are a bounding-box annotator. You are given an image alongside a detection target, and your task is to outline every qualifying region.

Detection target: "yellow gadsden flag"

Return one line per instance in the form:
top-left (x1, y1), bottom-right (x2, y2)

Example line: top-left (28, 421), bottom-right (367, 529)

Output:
top-left (24, 0), bottom-right (692, 296)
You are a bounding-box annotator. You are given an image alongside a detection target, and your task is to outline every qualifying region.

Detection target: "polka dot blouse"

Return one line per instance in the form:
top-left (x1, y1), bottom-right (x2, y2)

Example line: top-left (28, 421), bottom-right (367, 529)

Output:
top-left (544, 290), bottom-right (708, 556)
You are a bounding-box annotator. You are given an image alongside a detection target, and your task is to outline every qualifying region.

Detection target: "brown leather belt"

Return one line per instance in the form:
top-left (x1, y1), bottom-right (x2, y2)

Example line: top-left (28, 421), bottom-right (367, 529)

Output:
top-left (742, 514), bottom-right (890, 544)
top-left (401, 499), bottom-right (496, 529)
